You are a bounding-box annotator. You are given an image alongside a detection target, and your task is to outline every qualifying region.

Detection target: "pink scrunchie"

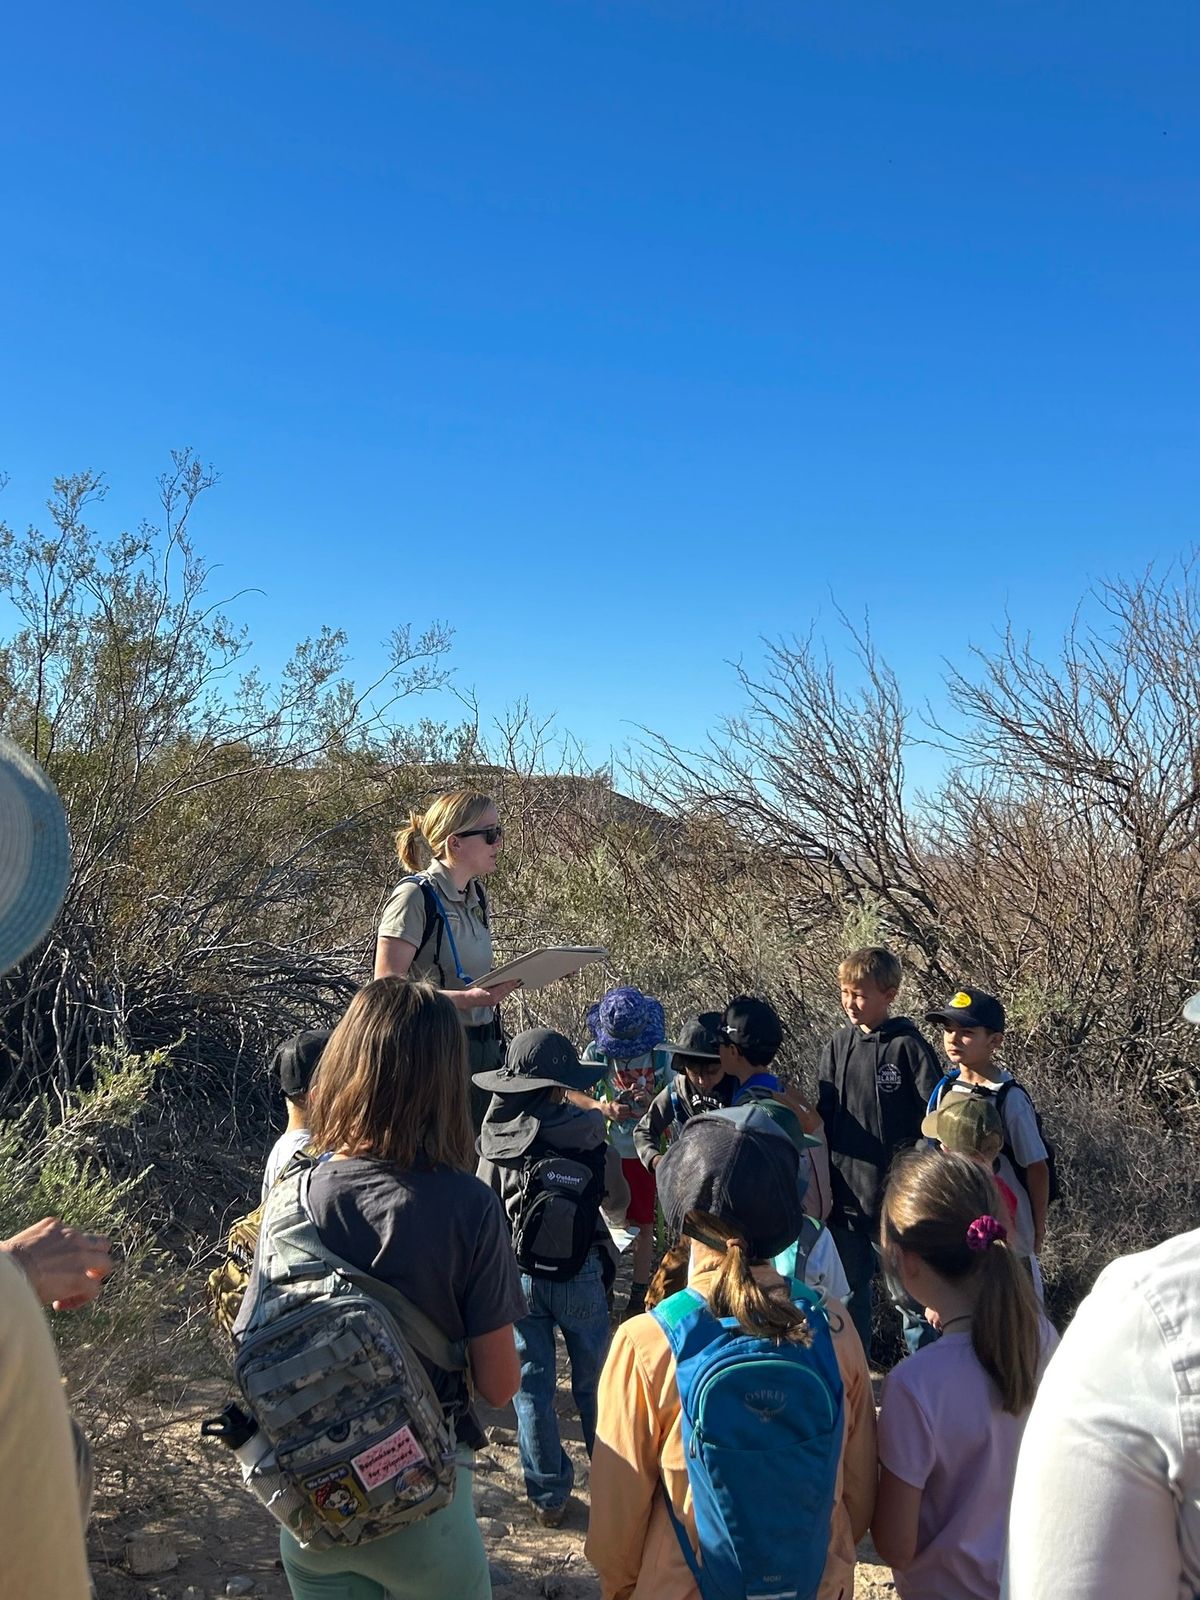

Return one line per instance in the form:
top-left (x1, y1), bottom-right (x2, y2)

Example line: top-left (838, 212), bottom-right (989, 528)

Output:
top-left (966, 1214), bottom-right (1007, 1251)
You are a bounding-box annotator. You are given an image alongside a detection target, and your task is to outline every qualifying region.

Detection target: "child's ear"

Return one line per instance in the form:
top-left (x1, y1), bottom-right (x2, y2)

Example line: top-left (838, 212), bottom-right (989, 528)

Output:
top-left (882, 984), bottom-right (900, 1005)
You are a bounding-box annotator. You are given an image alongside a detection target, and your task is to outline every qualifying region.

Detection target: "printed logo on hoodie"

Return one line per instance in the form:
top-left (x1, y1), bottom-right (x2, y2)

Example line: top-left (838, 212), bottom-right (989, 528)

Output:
top-left (877, 1061), bottom-right (903, 1093)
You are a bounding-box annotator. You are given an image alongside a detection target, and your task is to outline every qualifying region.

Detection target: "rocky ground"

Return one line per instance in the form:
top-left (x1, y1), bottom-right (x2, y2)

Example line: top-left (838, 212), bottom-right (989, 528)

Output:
top-left (86, 1360), bottom-right (895, 1600)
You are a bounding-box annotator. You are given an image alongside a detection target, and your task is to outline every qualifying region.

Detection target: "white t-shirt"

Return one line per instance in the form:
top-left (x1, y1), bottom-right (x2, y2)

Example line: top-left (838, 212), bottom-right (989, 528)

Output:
top-left (806, 1224), bottom-right (851, 1304)
top-left (1004, 1226), bottom-right (1200, 1600)
top-left (261, 1126), bottom-right (311, 1203)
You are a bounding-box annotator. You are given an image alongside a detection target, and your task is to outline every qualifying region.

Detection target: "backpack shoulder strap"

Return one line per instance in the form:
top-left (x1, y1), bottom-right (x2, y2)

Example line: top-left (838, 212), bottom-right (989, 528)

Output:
top-left (651, 1287), bottom-right (727, 1370)
top-left (927, 1067), bottom-right (960, 1116)
top-left (476, 878), bottom-right (489, 928)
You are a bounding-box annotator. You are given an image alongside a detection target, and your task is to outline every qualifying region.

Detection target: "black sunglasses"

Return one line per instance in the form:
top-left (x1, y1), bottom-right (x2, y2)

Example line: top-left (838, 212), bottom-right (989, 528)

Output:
top-left (455, 825), bottom-right (503, 845)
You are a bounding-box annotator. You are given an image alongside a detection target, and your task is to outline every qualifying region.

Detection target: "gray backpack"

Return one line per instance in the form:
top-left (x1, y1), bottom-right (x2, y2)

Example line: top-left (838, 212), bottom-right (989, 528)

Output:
top-left (228, 1165), bottom-right (466, 1549)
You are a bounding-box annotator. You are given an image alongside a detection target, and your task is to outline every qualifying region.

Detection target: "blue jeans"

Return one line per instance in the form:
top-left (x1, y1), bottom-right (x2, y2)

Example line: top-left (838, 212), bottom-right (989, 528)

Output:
top-left (512, 1251), bottom-right (610, 1509)
top-left (829, 1224), bottom-right (937, 1359)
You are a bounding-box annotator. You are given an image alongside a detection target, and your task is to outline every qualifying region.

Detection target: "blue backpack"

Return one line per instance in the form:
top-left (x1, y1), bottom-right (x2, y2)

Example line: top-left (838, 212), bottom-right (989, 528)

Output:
top-left (651, 1284), bottom-right (844, 1600)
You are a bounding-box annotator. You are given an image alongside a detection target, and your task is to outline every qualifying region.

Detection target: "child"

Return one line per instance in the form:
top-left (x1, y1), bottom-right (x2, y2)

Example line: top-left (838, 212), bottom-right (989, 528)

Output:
top-left (631, 1012), bottom-right (738, 1170)
top-left (260, 1029), bottom-right (330, 1202)
top-left (475, 1029), bottom-right (614, 1526)
top-left (818, 947), bottom-right (942, 1354)
top-left (920, 1093), bottom-right (1020, 1237)
top-left (923, 987), bottom-right (1050, 1298)
top-left (586, 1107), bottom-right (877, 1600)
top-left (872, 1147), bottom-right (1058, 1599)
top-left (575, 987), bottom-right (670, 1319)
top-left (717, 994), bottom-right (832, 1216)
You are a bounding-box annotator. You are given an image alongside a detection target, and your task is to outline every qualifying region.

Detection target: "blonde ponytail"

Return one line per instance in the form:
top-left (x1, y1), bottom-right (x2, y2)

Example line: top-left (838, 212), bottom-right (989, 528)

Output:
top-left (395, 811), bottom-right (428, 874)
top-left (395, 791), bottom-right (494, 874)
top-left (973, 1237), bottom-right (1041, 1414)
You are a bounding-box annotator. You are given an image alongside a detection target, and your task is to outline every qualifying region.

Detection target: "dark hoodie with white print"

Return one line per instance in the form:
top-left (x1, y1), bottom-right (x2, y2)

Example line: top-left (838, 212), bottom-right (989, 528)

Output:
top-left (817, 1015), bottom-right (942, 1232)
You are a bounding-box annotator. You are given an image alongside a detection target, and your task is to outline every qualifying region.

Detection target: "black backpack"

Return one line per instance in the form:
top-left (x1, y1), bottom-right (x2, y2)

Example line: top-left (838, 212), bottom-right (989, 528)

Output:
top-left (511, 1145), bottom-right (604, 1281)
top-left (990, 1079), bottom-right (1062, 1207)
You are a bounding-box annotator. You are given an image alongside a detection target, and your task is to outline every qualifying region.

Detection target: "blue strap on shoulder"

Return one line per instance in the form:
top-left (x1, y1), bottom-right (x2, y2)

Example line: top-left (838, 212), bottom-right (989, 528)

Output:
top-left (399, 873), bottom-right (472, 985)
top-left (926, 1067), bottom-right (960, 1116)
top-left (651, 1289), bottom-right (724, 1589)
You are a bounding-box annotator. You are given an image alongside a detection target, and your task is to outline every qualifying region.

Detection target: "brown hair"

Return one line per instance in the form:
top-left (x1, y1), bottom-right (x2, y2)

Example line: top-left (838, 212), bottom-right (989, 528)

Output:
top-left (838, 946), bottom-right (903, 991)
top-left (882, 1147), bottom-right (1042, 1414)
top-left (307, 979), bottom-right (473, 1170)
top-left (396, 791), bottom-right (495, 874)
top-left (647, 1213), bottom-right (812, 1346)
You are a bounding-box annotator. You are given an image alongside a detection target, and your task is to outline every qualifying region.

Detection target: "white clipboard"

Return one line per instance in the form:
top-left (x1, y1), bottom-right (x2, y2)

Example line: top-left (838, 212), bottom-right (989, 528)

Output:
top-left (478, 946), bottom-right (607, 992)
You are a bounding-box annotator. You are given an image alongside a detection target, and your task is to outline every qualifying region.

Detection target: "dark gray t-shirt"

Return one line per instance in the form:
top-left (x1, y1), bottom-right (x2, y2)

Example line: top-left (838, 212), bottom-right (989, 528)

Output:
top-left (307, 1156), bottom-right (525, 1448)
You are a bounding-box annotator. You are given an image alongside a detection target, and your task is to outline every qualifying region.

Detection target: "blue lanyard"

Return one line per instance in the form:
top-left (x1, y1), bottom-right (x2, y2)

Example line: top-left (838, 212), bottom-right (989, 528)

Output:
top-left (423, 878), bottom-right (472, 985)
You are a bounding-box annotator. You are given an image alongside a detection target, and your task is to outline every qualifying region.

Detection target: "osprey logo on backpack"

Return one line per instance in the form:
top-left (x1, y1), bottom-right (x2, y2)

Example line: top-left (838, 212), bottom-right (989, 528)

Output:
top-left (652, 1285), bottom-right (844, 1600)
top-left (512, 1152), bottom-right (603, 1281)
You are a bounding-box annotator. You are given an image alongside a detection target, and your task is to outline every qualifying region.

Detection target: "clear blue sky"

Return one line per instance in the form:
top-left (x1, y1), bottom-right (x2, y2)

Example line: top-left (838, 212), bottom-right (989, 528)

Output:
top-left (2, 1), bottom-right (1196, 770)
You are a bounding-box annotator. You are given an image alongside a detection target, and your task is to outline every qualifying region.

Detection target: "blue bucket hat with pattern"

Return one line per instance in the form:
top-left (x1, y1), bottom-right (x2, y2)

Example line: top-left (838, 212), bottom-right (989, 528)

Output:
top-left (586, 985), bottom-right (666, 1060)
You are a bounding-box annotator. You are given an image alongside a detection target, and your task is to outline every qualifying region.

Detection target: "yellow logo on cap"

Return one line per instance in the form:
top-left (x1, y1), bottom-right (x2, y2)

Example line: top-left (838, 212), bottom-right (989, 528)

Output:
top-left (949, 992), bottom-right (973, 1008)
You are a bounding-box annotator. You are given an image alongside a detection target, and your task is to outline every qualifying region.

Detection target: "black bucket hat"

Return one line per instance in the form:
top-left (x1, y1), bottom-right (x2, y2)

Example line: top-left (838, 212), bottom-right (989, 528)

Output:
top-left (472, 1028), bottom-right (606, 1095)
top-left (656, 1106), bottom-right (804, 1261)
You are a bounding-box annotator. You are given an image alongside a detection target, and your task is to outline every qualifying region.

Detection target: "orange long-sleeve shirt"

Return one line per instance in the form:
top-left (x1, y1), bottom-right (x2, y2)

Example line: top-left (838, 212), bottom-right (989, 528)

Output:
top-left (585, 1248), bottom-right (876, 1600)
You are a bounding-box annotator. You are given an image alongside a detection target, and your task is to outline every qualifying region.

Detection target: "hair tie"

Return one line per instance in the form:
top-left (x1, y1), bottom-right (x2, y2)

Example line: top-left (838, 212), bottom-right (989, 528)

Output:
top-left (966, 1214), bottom-right (1007, 1251)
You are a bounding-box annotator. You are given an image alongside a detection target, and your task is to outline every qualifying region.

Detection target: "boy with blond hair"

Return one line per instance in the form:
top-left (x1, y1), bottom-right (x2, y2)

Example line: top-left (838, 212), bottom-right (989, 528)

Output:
top-left (818, 946), bottom-right (941, 1356)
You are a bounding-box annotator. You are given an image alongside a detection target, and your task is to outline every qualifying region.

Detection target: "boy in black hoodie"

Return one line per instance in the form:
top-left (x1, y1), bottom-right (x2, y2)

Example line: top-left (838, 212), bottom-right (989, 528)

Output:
top-left (817, 946), bottom-right (941, 1358)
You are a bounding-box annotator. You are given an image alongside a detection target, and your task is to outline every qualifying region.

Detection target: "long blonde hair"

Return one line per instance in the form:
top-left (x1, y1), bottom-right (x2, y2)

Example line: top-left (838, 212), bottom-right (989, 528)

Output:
top-left (307, 979), bottom-right (473, 1170)
top-left (882, 1147), bottom-right (1042, 1414)
top-left (648, 1213), bottom-right (813, 1345)
top-left (395, 791), bottom-right (494, 873)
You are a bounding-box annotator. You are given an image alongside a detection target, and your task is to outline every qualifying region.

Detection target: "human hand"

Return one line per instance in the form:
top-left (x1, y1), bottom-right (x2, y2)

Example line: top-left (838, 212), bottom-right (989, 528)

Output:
top-left (457, 980), bottom-right (522, 1008)
top-left (924, 1306), bottom-right (942, 1331)
top-left (2, 1217), bottom-right (114, 1310)
top-left (607, 1102), bottom-right (636, 1122)
top-left (770, 1085), bottom-right (823, 1135)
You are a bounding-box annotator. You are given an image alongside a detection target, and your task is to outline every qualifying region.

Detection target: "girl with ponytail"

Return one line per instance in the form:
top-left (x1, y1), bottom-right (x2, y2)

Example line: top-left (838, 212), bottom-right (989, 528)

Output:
top-left (871, 1147), bottom-right (1058, 1599)
top-left (586, 1107), bottom-right (877, 1600)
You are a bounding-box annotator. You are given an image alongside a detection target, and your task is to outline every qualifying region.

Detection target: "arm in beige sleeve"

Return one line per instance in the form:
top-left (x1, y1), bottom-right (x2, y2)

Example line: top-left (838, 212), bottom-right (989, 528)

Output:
top-left (0, 1256), bottom-right (92, 1599)
top-left (831, 1297), bottom-right (878, 1542)
top-left (585, 1328), bottom-right (663, 1600)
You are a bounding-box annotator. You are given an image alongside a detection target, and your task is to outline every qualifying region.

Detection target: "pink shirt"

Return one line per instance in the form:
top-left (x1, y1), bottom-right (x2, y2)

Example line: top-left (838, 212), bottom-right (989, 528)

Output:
top-left (878, 1322), bottom-right (1058, 1600)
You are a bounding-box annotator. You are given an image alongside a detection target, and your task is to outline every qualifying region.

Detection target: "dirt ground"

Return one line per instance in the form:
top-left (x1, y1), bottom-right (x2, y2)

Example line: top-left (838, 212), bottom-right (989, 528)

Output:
top-left (86, 1353), bottom-right (896, 1600)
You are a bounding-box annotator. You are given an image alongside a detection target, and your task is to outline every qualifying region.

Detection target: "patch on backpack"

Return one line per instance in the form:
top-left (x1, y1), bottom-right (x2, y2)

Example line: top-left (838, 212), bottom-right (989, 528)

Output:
top-left (304, 1467), bottom-right (370, 1522)
top-left (877, 1062), bottom-right (903, 1092)
top-left (351, 1425), bottom-right (428, 1492)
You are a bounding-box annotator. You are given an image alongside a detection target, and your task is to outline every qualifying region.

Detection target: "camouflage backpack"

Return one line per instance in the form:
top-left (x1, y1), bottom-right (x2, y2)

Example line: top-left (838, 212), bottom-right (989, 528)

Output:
top-left (224, 1164), bottom-right (467, 1548)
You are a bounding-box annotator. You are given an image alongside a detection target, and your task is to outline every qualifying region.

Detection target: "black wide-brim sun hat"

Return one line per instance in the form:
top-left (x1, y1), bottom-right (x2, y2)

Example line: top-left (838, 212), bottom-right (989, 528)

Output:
top-left (471, 1027), bottom-right (606, 1095)
top-left (656, 1107), bottom-right (804, 1262)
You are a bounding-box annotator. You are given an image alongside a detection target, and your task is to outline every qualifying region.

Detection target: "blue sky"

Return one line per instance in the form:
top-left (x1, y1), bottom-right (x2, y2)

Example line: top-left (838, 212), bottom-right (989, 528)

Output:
top-left (2, 1), bottom-right (1196, 774)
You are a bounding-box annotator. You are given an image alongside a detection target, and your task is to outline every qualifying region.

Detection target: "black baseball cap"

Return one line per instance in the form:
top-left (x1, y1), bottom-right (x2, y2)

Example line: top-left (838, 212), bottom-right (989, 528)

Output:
top-left (925, 987), bottom-right (1006, 1033)
top-left (656, 1107), bottom-right (803, 1261)
top-left (272, 1030), bottom-right (331, 1099)
top-left (661, 1012), bottom-right (723, 1062)
top-left (471, 1028), bottom-right (606, 1095)
top-left (716, 996), bottom-right (783, 1059)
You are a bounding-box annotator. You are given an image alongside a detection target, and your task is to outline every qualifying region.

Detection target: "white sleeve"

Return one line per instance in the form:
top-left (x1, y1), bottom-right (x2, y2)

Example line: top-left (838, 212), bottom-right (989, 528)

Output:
top-left (1004, 1266), bottom-right (1185, 1600)
top-left (1001, 1086), bottom-right (1048, 1166)
top-left (805, 1227), bottom-right (851, 1304)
